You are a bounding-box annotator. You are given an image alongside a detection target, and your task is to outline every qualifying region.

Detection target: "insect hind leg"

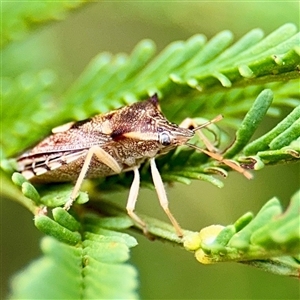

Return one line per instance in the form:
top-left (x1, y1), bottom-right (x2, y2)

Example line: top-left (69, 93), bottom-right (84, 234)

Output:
top-left (64, 145), bottom-right (122, 210)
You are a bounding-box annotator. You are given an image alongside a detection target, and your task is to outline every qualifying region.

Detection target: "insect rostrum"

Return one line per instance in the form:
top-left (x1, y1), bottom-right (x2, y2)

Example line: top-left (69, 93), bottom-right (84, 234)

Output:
top-left (16, 94), bottom-right (250, 237)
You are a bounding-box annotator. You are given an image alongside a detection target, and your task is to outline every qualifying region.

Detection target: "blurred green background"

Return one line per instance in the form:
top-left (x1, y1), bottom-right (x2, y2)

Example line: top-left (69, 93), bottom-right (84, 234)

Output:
top-left (1, 1), bottom-right (299, 299)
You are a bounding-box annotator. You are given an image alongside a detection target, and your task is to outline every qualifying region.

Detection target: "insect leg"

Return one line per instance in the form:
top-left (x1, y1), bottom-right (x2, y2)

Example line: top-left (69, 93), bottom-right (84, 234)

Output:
top-left (197, 148), bottom-right (253, 179)
top-left (64, 145), bottom-right (121, 210)
top-left (181, 118), bottom-right (253, 179)
top-left (126, 166), bottom-right (148, 233)
top-left (150, 157), bottom-right (183, 237)
top-left (179, 117), bottom-right (220, 152)
top-left (92, 145), bottom-right (122, 174)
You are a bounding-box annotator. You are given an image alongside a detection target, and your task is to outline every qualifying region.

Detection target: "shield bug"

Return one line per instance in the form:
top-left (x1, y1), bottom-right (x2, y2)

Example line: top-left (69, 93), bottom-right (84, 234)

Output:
top-left (16, 94), bottom-right (252, 237)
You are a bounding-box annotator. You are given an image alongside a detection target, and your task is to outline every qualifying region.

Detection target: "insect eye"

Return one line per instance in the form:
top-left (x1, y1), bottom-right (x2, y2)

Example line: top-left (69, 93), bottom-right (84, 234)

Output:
top-left (159, 131), bottom-right (171, 146)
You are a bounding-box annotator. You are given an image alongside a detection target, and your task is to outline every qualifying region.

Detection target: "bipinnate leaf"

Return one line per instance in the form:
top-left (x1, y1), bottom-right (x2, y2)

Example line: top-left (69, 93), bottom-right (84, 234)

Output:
top-left (8, 157), bottom-right (300, 280)
top-left (2, 25), bottom-right (299, 160)
top-left (61, 24), bottom-right (300, 122)
top-left (10, 213), bottom-right (138, 299)
top-left (7, 175), bottom-right (139, 299)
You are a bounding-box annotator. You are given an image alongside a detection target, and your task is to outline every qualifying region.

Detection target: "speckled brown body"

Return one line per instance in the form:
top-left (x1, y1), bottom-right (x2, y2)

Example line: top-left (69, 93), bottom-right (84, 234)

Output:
top-left (15, 95), bottom-right (251, 236)
top-left (16, 95), bottom-right (193, 183)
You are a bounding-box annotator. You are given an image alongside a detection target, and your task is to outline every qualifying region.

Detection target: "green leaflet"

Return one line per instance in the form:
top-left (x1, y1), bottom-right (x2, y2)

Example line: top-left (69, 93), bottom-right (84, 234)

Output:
top-left (12, 172), bottom-right (40, 204)
top-left (224, 89), bottom-right (273, 158)
top-left (52, 207), bottom-right (81, 232)
top-left (21, 182), bottom-right (41, 204)
top-left (35, 215), bottom-right (82, 245)
top-left (244, 105), bottom-right (300, 155)
top-left (269, 119), bottom-right (300, 150)
top-left (39, 184), bottom-right (89, 207)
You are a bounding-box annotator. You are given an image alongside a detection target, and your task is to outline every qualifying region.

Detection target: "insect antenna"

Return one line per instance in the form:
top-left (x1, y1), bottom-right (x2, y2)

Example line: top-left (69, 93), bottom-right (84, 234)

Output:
top-left (185, 143), bottom-right (253, 179)
top-left (186, 142), bottom-right (253, 179)
top-left (191, 114), bottom-right (223, 132)
top-left (192, 114), bottom-right (223, 150)
top-left (185, 114), bottom-right (253, 179)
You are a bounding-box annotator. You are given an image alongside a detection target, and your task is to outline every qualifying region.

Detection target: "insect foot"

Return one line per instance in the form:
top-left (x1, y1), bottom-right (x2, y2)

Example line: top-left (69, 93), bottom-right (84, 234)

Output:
top-left (64, 197), bottom-right (76, 211)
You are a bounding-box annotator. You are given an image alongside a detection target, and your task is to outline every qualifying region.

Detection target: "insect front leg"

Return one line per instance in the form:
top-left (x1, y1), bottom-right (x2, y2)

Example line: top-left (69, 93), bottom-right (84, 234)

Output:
top-left (179, 117), bottom-right (221, 152)
top-left (150, 158), bottom-right (183, 237)
top-left (180, 117), bottom-right (252, 179)
top-left (64, 145), bottom-right (122, 210)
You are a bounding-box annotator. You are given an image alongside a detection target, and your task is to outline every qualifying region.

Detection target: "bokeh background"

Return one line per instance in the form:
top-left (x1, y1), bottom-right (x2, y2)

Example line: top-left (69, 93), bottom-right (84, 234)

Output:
top-left (2, 2), bottom-right (299, 299)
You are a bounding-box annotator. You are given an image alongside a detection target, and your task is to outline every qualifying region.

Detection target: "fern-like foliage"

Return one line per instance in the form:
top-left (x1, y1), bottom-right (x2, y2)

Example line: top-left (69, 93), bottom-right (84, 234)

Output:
top-left (1, 70), bottom-right (59, 156)
top-left (9, 208), bottom-right (138, 299)
top-left (2, 25), bottom-right (300, 158)
top-left (9, 173), bottom-right (300, 283)
top-left (59, 24), bottom-right (300, 124)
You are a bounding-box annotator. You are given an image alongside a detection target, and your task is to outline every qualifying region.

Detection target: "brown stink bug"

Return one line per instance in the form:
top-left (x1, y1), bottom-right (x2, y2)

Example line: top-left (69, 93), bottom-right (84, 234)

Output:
top-left (16, 94), bottom-right (252, 237)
